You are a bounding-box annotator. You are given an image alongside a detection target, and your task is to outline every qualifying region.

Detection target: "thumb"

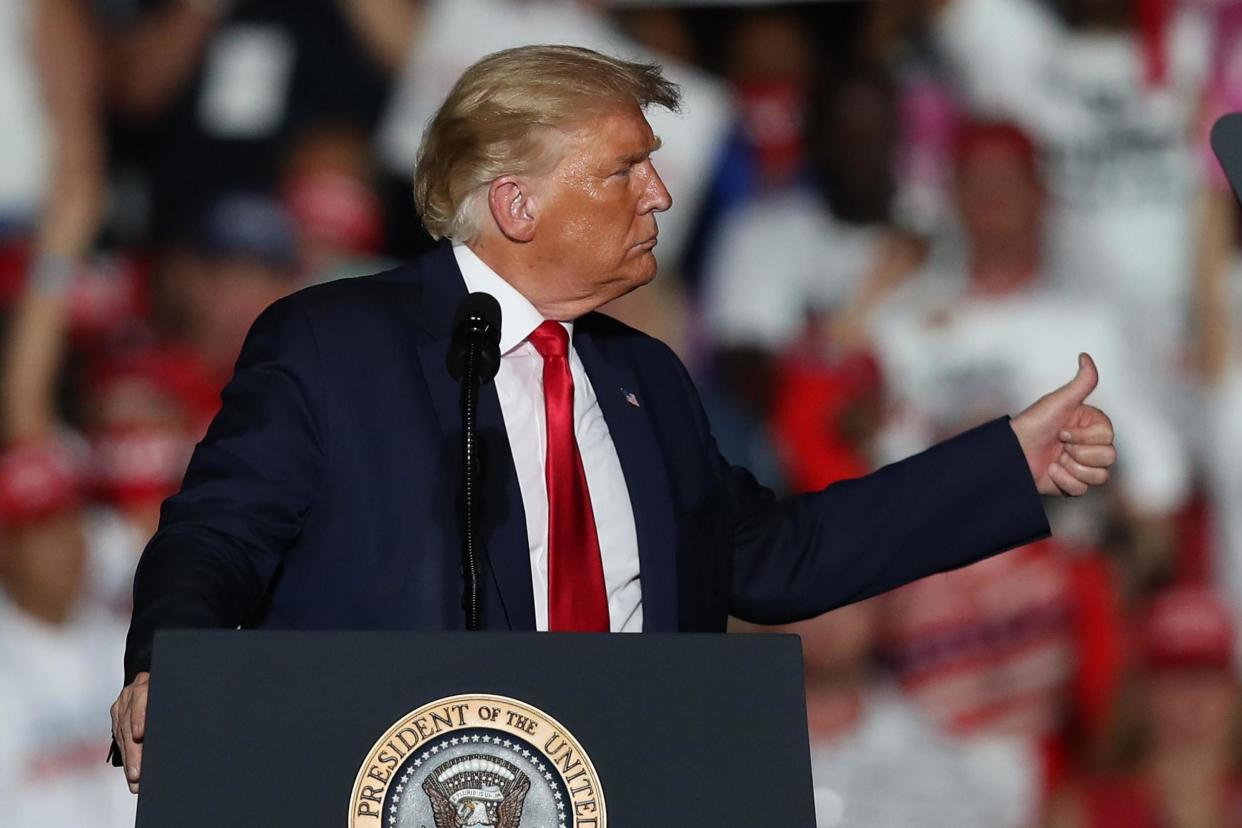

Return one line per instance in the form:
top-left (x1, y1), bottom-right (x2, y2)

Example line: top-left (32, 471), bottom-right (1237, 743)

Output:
top-left (1057, 352), bottom-right (1098, 405)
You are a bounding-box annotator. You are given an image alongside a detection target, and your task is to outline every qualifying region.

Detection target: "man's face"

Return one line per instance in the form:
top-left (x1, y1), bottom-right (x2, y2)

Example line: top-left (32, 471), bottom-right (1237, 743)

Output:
top-left (956, 143), bottom-right (1043, 246)
top-left (1148, 667), bottom-right (1238, 751)
top-left (529, 105), bottom-right (671, 313)
top-left (185, 257), bottom-right (297, 373)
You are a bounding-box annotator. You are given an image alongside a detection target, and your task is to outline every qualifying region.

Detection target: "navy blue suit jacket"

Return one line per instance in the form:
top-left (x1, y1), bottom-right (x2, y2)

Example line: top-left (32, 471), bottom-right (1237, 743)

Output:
top-left (123, 242), bottom-right (1050, 681)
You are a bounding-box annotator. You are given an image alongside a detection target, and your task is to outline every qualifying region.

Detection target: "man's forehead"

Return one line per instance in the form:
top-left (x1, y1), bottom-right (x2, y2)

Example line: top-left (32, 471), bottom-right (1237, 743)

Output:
top-left (568, 108), bottom-right (660, 158)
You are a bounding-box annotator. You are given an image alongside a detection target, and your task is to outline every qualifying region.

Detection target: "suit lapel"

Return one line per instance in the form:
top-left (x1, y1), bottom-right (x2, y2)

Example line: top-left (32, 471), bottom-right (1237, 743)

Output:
top-left (410, 244), bottom-right (536, 631)
top-left (574, 326), bottom-right (679, 632)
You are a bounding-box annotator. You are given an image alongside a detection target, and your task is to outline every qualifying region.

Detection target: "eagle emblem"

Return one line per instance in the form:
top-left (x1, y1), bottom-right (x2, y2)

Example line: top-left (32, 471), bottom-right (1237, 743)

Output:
top-left (422, 754), bottom-right (531, 828)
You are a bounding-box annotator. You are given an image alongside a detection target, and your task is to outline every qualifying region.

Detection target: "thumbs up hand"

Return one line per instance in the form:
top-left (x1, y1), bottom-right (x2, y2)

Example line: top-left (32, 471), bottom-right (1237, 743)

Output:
top-left (1010, 353), bottom-right (1117, 497)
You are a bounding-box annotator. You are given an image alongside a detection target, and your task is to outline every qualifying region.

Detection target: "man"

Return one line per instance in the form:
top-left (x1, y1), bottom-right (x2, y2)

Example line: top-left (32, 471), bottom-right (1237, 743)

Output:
top-left (1048, 585), bottom-right (1242, 828)
top-left (375, 0), bottom-right (731, 265)
top-left (744, 601), bottom-right (1016, 826)
top-left (0, 440), bottom-right (136, 826)
top-left (111, 45), bottom-right (1116, 793)
top-left (869, 120), bottom-right (1185, 582)
top-left (926, 0), bottom-right (1207, 443)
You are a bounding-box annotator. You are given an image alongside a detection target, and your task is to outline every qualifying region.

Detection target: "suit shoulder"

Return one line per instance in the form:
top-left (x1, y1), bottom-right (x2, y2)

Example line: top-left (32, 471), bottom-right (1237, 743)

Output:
top-left (578, 311), bottom-right (680, 362)
top-left (274, 263), bottom-right (423, 315)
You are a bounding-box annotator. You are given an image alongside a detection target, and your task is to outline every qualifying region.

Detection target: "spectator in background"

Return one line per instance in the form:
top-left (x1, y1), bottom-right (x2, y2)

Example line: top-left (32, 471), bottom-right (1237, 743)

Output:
top-left (870, 122), bottom-right (1190, 588)
top-left (174, 192), bottom-right (302, 381)
top-left (676, 8), bottom-right (819, 298)
top-left (0, 0), bottom-right (102, 308)
top-left (1048, 585), bottom-right (1242, 828)
top-left (0, 441), bottom-right (135, 827)
top-left (701, 67), bottom-right (921, 485)
top-left (0, 3), bottom-right (135, 823)
top-left (81, 346), bottom-right (215, 615)
top-left (703, 67), bottom-right (906, 357)
top-left (100, 0), bottom-right (415, 242)
top-left (724, 9), bottom-right (816, 195)
top-left (1, 0), bottom-right (115, 615)
top-left (280, 124), bottom-right (392, 285)
top-left (4, 189), bottom-right (296, 623)
top-left (924, 0), bottom-right (1211, 423)
top-left (879, 538), bottom-right (1124, 827)
top-left (862, 0), bottom-right (967, 238)
top-left (610, 6), bottom-right (698, 67)
top-left (862, 122), bottom-right (1187, 825)
top-left (749, 600), bottom-right (1014, 827)
top-left (768, 347), bottom-right (884, 493)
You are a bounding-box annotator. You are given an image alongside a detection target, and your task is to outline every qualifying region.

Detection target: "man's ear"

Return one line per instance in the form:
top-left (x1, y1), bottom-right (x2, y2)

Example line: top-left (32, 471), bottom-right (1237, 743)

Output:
top-left (487, 176), bottom-right (537, 243)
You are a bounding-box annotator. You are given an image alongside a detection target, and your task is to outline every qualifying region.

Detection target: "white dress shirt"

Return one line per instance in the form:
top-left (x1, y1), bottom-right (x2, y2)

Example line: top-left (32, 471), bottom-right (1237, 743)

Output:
top-left (453, 243), bottom-right (643, 632)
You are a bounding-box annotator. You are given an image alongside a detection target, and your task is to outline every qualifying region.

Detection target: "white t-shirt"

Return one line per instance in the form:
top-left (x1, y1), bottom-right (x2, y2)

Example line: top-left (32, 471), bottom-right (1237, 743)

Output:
top-left (810, 688), bottom-right (1026, 828)
top-left (936, 0), bottom-right (1210, 373)
top-left (703, 189), bottom-right (886, 350)
top-left (0, 0), bottom-right (49, 223)
top-left (0, 595), bottom-right (136, 827)
top-left (377, 0), bottom-right (733, 267)
top-left (869, 277), bottom-right (1190, 514)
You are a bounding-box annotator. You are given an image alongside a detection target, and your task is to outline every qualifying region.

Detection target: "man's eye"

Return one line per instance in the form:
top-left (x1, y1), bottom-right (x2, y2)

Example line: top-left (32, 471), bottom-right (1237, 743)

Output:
top-left (614, 167), bottom-right (631, 178)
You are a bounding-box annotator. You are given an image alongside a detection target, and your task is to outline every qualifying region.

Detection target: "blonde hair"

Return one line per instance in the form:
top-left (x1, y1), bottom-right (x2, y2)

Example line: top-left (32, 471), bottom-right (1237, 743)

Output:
top-left (413, 45), bottom-right (681, 242)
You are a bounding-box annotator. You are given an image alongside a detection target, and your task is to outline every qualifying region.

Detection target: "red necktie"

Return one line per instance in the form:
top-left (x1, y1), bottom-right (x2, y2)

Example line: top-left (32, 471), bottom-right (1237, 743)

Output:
top-left (528, 321), bottom-right (610, 632)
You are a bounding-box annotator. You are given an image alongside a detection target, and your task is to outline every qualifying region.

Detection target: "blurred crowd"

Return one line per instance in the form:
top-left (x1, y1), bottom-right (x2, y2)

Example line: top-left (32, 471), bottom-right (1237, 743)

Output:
top-left (3, 0), bottom-right (1242, 825)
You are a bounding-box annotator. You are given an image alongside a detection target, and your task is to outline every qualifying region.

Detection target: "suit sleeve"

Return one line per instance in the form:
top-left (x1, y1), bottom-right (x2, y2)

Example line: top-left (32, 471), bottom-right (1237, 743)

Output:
top-left (123, 297), bottom-right (328, 682)
top-left (670, 361), bottom-right (1050, 624)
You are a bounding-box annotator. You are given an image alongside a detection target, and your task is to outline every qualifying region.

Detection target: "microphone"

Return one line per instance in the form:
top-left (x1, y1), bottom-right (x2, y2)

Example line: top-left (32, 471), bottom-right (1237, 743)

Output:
top-left (447, 292), bottom-right (502, 382)
top-left (447, 292), bottom-right (502, 632)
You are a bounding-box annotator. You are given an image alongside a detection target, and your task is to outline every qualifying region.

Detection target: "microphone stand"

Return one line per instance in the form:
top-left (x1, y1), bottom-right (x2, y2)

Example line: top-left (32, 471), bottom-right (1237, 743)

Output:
top-left (448, 291), bottom-right (500, 633)
top-left (459, 340), bottom-right (483, 632)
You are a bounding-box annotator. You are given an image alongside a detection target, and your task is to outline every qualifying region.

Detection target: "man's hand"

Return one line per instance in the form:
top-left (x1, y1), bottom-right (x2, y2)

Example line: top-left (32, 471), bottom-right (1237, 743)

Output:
top-left (110, 672), bottom-right (150, 794)
top-left (1011, 353), bottom-right (1117, 496)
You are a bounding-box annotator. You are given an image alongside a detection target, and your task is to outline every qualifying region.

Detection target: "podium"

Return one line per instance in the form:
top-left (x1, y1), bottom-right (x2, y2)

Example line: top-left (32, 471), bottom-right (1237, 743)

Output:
top-left (135, 630), bottom-right (815, 826)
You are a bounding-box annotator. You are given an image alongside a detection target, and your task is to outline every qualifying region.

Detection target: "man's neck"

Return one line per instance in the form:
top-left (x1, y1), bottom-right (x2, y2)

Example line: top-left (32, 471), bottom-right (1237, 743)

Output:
top-left (967, 238), bottom-right (1041, 298)
top-left (466, 239), bottom-right (601, 322)
top-left (0, 580), bottom-right (74, 627)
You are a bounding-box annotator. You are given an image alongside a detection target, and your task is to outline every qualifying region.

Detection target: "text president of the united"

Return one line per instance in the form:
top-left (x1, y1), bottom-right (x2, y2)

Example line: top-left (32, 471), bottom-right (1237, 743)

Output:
top-left (111, 45), bottom-right (1117, 792)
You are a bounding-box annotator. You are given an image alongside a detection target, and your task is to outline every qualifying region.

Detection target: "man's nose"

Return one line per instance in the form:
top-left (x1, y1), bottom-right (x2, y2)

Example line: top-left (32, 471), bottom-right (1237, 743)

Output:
top-left (640, 161), bottom-right (672, 214)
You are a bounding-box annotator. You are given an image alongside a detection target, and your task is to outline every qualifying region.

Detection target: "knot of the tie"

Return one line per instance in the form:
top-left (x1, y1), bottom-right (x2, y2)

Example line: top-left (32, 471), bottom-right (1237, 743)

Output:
top-left (528, 320), bottom-right (569, 360)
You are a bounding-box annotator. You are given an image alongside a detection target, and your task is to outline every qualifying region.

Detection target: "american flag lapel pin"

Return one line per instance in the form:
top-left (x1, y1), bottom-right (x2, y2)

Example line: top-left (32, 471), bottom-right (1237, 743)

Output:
top-left (622, 387), bottom-right (641, 408)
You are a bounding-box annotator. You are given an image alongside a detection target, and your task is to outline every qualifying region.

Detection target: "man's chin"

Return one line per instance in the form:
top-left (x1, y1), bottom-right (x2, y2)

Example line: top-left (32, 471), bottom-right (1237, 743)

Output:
top-left (636, 253), bottom-right (659, 284)
top-left (620, 259), bottom-right (659, 298)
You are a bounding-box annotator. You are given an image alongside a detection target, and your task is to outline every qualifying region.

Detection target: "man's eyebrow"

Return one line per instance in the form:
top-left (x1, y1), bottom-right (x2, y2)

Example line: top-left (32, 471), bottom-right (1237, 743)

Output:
top-left (617, 135), bottom-right (664, 165)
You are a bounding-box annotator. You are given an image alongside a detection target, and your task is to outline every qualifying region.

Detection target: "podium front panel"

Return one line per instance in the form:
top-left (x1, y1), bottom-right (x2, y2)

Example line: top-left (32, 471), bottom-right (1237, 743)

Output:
top-left (136, 630), bottom-right (814, 827)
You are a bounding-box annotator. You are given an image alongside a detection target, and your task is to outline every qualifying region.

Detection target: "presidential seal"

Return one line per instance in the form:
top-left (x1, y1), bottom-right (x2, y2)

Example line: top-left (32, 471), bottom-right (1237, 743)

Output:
top-left (349, 694), bottom-right (606, 828)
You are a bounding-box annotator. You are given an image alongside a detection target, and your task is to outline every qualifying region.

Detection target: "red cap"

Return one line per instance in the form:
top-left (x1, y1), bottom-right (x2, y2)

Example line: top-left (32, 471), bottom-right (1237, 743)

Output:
top-left (952, 120), bottom-right (1040, 180)
top-left (1140, 585), bottom-right (1236, 671)
top-left (1137, 0), bottom-right (1169, 88)
top-left (283, 170), bottom-right (383, 255)
top-left (0, 437), bottom-right (83, 528)
top-left (88, 423), bottom-right (193, 509)
top-left (89, 345), bottom-right (222, 427)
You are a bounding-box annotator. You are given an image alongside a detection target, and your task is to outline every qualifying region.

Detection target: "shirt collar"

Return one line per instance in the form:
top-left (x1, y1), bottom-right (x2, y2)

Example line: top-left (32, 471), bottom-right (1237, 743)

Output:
top-left (452, 242), bottom-right (572, 355)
